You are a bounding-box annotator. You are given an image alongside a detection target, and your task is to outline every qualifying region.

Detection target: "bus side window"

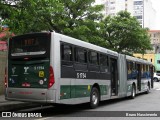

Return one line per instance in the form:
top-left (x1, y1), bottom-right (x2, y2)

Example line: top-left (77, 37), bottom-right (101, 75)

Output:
top-left (75, 47), bottom-right (87, 63)
top-left (147, 65), bottom-right (151, 78)
top-left (100, 54), bottom-right (108, 73)
top-left (141, 64), bottom-right (145, 78)
top-left (127, 61), bottom-right (132, 80)
top-left (143, 64), bottom-right (146, 78)
top-left (132, 62), bottom-right (137, 79)
top-left (61, 44), bottom-right (73, 61)
top-left (89, 51), bottom-right (99, 65)
top-left (88, 51), bottom-right (99, 72)
top-left (74, 47), bottom-right (88, 71)
top-left (61, 43), bottom-right (73, 67)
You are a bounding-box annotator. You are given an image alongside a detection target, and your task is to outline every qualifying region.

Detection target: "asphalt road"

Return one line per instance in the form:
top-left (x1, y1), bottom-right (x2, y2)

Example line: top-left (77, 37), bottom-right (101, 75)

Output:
top-left (2, 82), bottom-right (160, 120)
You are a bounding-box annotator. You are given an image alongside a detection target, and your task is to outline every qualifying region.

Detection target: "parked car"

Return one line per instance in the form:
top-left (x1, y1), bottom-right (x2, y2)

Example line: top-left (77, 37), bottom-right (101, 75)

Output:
top-left (153, 73), bottom-right (160, 82)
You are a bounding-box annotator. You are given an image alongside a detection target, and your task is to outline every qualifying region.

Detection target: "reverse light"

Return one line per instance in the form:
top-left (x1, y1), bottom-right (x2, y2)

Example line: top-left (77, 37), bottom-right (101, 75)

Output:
top-left (48, 66), bottom-right (55, 88)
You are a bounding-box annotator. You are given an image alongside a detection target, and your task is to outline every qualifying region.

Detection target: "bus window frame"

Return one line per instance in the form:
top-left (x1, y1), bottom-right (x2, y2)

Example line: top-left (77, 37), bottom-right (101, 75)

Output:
top-left (8, 33), bottom-right (51, 60)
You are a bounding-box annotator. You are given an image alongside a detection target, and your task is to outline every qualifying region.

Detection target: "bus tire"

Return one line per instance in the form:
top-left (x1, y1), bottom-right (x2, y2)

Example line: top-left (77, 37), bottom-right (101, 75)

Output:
top-left (146, 83), bottom-right (150, 94)
top-left (131, 85), bottom-right (136, 99)
top-left (90, 87), bottom-right (100, 109)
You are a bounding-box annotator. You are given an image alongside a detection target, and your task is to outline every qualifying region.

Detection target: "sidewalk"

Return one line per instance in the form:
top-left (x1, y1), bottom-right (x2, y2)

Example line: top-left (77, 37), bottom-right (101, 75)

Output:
top-left (0, 95), bottom-right (40, 112)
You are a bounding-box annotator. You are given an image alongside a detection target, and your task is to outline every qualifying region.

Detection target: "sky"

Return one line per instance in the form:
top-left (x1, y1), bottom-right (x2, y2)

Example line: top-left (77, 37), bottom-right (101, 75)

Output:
top-left (95, 0), bottom-right (160, 30)
top-left (151, 0), bottom-right (160, 30)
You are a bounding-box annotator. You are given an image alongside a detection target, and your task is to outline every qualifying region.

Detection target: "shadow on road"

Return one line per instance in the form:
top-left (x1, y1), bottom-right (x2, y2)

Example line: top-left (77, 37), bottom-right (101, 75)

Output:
top-left (9, 92), bottom-right (149, 117)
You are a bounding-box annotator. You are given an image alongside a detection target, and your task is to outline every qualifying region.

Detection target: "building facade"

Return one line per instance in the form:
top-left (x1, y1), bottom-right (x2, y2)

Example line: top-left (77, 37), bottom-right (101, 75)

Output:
top-left (133, 30), bottom-right (160, 72)
top-left (97, 0), bottom-right (156, 29)
top-left (133, 53), bottom-right (155, 64)
top-left (148, 30), bottom-right (160, 54)
top-left (133, 53), bottom-right (160, 72)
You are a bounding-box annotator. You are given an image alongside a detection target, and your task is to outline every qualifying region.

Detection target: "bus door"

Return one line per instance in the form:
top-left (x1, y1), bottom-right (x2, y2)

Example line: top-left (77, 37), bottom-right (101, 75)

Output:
top-left (110, 58), bottom-right (118, 96)
top-left (137, 64), bottom-right (141, 91)
top-left (150, 65), bottom-right (154, 88)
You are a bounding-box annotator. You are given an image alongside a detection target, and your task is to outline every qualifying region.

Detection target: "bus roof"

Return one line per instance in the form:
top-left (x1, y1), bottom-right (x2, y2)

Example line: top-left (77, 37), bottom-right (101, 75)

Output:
top-left (126, 55), bottom-right (152, 65)
top-left (10, 31), bottom-right (152, 64)
top-left (54, 32), bottom-right (118, 57)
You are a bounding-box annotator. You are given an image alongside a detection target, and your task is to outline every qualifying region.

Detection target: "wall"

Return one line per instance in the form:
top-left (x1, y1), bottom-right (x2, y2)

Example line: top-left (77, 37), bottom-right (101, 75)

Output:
top-left (133, 53), bottom-right (155, 65)
top-left (155, 54), bottom-right (160, 72)
top-left (133, 53), bottom-right (160, 72)
top-left (0, 51), bottom-right (7, 95)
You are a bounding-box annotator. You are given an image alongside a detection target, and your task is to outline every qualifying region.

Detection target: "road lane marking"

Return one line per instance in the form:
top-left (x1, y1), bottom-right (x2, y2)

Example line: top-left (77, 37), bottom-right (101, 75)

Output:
top-left (36, 117), bottom-right (53, 120)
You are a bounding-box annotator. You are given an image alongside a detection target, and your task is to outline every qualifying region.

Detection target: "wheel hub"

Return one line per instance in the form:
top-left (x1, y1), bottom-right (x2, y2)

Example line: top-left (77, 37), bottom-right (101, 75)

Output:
top-left (92, 93), bottom-right (98, 105)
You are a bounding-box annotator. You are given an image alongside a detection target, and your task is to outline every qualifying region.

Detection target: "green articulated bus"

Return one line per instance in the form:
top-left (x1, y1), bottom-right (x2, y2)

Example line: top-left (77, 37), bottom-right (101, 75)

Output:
top-left (5, 32), bottom-right (154, 108)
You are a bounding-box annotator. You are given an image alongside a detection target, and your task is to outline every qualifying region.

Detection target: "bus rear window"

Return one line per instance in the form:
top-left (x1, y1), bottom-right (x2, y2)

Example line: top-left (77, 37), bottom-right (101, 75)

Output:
top-left (10, 33), bottom-right (50, 57)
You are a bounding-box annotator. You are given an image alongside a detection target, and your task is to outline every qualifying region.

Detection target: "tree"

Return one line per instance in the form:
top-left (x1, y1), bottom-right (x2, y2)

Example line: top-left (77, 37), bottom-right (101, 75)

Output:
top-left (0, 25), bottom-right (15, 41)
top-left (100, 11), bottom-right (152, 55)
top-left (0, 0), bottom-right (64, 33)
top-left (0, 0), bottom-right (104, 44)
top-left (0, 1), bottom-right (152, 55)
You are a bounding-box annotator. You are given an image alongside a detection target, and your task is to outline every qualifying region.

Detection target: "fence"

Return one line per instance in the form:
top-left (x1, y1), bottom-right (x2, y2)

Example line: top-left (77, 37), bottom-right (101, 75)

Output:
top-left (0, 51), bottom-right (7, 95)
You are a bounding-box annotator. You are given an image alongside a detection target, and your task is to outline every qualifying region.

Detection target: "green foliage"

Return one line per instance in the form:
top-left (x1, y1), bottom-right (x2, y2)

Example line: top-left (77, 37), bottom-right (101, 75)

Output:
top-left (0, 1), bottom-right (103, 34)
top-left (0, 0), bottom-right (64, 34)
top-left (0, 1), bottom-right (152, 55)
top-left (100, 11), bottom-right (152, 55)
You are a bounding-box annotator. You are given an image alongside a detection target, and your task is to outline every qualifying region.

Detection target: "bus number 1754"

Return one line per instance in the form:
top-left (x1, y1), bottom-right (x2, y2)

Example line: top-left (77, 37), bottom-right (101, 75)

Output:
top-left (77, 73), bottom-right (87, 79)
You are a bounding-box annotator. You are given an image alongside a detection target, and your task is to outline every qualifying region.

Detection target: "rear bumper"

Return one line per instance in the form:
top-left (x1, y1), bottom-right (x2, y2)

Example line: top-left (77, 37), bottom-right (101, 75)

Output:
top-left (5, 88), bottom-right (56, 103)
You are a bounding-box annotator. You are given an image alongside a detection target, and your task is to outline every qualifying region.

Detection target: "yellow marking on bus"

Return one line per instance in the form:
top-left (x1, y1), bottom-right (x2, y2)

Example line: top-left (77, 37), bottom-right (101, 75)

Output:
top-left (39, 71), bottom-right (44, 77)
top-left (88, 85), bottom-right (90, 90)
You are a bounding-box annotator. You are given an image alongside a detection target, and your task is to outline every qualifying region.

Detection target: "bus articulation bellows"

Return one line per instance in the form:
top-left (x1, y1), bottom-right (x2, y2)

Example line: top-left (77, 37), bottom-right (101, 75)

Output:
top-left (5, 32), bottom-right (153, 108)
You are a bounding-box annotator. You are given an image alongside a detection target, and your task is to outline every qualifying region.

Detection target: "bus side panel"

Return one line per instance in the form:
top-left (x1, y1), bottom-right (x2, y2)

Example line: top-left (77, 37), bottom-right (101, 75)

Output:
top-left (59, 79), bottom-right (111, 104)
top-left (140, 79), bottom-right (149, 92)
top-left (49, 33), bottom-right (61, 103)
top-left (118, 54), bottom-right (127, 97)
top-left (127, 80), bottom-right (137, 96)
top-left (75, 79), bottom-right (111, 101)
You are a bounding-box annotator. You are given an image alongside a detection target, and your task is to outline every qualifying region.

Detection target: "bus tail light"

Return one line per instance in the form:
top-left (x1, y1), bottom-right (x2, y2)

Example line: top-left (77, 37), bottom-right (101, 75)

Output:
top-left (48, 66), bottom-right (55, 88)
top-left (5, 67), bottom-right (7, 88)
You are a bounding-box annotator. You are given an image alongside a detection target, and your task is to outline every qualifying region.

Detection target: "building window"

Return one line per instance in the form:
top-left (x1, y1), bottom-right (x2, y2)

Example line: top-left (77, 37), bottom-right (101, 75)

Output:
top-left (110, 2), bottom-right (115, 4)
top-left (110, 7), bottom-right (115, 10)
top-left (135, 15), bottom-right (142, 19)
top-left (134, 1), bottom-right (143, 5)
top-left (157, 60), bottom-right (160, 64)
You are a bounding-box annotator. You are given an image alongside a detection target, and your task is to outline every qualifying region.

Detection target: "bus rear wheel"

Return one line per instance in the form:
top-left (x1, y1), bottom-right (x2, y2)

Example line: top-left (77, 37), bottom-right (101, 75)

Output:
top-left (90, 87), bottom-right (100, 109)
top-left (131, 85), bottom-right (136, 99)
top-left (146, 83), bottom-right (150, 94)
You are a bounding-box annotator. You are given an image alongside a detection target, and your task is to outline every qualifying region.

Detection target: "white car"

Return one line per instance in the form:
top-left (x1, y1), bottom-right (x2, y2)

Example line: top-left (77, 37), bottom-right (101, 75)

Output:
top-left (153, 73), bottom-right (160, 82)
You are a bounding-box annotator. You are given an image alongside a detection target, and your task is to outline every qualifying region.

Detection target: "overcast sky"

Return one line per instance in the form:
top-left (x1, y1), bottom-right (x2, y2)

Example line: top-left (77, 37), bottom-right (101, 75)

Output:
top-left (151, 0), bottom-right (160, 30)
